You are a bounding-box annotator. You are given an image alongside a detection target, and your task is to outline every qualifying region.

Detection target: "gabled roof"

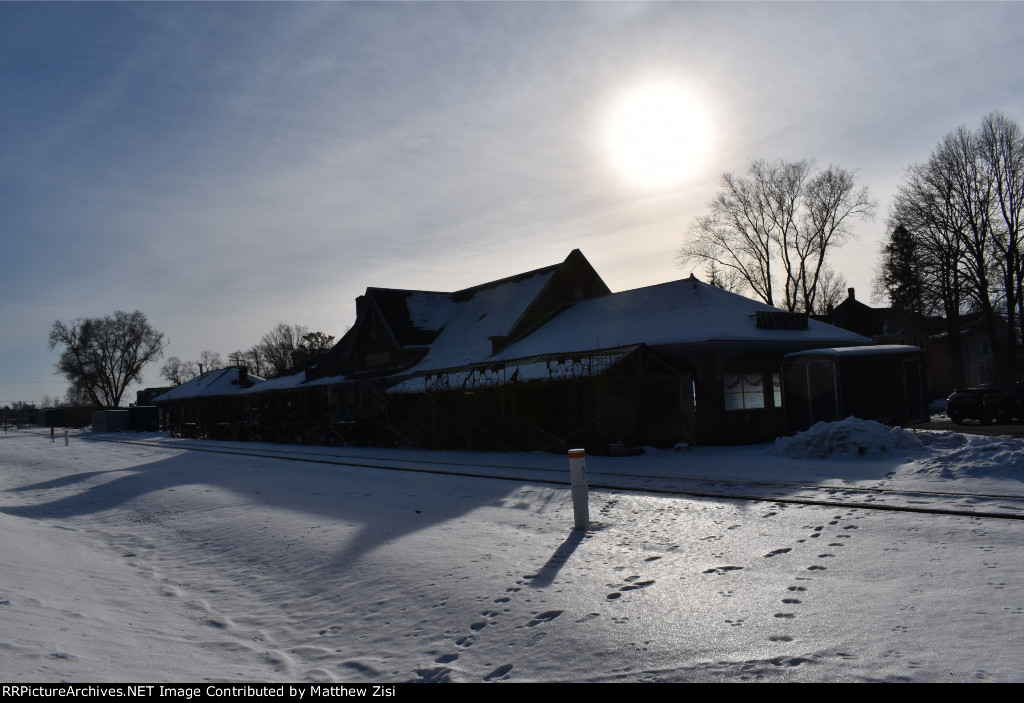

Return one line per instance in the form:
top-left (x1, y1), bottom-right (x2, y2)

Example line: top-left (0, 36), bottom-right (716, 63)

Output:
top-left (226, 254), bottom-right (872, 398)
top-left (495, 275), bottom-right (870, 360)
top-left (151, 367), bottom-right (265, 403)
top-left (395, 265), bottom-right (558, 375)
top-left (363, 287), bottom-right (450, 348)
top-left (828, 294), bottom-right (939, 339)
top-left (309, 249), bottom-right (610, 380)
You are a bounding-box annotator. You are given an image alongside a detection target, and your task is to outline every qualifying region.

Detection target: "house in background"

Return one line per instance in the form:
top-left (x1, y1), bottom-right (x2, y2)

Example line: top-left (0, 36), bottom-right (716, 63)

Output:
top-left (821, 288), bottom-right (1002, 398)
top-left (824, 288), bottom-right (934, 347)
top-left (925, 317), bottom-right (1005, 396)
top-left (136, 386), bottom-right (173, 406)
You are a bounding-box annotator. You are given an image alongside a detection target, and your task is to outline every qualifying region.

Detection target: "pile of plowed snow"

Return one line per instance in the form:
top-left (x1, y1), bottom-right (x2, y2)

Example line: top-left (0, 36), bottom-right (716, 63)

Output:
top-left (774, 418), bottom-right (1024, 479)
top-left (772, 417), bottom-right (926, 459)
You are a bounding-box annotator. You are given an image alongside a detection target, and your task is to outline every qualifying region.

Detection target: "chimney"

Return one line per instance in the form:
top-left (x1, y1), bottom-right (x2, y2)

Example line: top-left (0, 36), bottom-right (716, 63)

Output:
top-left (238, 366), bottom-right (249, 387)
top-left (847, 287), bottom-right (855, 301)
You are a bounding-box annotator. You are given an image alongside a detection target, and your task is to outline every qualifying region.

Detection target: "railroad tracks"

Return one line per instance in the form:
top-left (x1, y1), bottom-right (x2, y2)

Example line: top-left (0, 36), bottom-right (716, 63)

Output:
top-left (47, 431), bottom-right (1024, 522)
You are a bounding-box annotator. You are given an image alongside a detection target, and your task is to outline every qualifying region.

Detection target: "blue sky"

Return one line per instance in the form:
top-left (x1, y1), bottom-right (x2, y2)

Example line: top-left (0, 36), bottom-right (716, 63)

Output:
top-left (3, 1), bottom-right (1023, 406)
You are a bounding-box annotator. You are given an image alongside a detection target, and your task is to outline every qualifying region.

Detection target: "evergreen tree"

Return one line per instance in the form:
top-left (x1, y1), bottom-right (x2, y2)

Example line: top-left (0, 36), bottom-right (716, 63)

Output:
top-left (875, 224), bottom-right (925, 313)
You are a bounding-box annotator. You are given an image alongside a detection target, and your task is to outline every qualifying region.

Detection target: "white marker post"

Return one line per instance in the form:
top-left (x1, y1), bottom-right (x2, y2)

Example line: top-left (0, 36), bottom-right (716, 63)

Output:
top-left (568, 448), bottom-right (590, 530)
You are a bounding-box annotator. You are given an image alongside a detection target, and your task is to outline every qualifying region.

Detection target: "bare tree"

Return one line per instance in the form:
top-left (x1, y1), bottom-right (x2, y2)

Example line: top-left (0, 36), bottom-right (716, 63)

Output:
top-left (704, 262), bottom-right (748, 294)
top-left (887, 157), bottom-right (968, 321)
top-left (797, 166), bottom-right (877, 314)
top-left (197, 350), bottom-right (223, 373)
top-left (979, 112), bottom-right (1024, 373)
top-left (248, 324), bottom-right (337, 377)
top-left (64, 381), bottom-right (94, 407)
top-left (881, 113), bottom-right (1024, 385)
top-left (160, 356), bottom-right (200, 385)
top-left (811, 266), bottom-right (848, 316)
top-left (256, 323), bottom-right (307, 377)
top-left (681, 159), bottom-right (875, 312)
top-left (292, 331), bottom-right (336, 368)
top-left (683, 162), bottom-right (786, 307)
top-left (228, 347), bottom-right (271, 378)
top-left (48, 310), bottom-right (167, 407)
top-left (939, 126), bottom-right (1005, 378)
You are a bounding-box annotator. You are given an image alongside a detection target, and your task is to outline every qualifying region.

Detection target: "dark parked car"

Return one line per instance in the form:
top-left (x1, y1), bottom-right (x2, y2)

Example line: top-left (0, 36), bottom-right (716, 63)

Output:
top-left (947, 383), bottom-right (1024, 424)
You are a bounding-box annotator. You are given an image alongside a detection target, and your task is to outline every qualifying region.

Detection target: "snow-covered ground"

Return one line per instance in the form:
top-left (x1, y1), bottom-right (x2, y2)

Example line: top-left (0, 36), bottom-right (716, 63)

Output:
top-left (1, 420), bottom-right (1023, 682)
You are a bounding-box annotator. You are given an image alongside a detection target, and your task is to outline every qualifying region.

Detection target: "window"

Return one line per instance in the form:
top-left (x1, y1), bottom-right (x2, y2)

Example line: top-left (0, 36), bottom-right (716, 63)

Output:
top-left (724, 372), bottom-right (766, 410)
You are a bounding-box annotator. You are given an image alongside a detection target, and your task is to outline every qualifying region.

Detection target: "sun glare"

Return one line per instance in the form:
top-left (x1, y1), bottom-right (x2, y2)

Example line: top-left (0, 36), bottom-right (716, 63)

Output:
top-left (606, 82), bottom-right (711, 189)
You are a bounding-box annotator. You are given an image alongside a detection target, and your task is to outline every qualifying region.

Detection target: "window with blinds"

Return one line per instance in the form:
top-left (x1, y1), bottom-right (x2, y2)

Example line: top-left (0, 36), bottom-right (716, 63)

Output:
top-left (724, 372), bottom-right (765, 410)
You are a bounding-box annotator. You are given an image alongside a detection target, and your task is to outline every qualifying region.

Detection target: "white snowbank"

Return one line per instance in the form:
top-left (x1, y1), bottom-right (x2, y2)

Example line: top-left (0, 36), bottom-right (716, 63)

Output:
top-left (773, 418), bottom-right (1024, 482)
top-left (772, 417), bottom-right (925, 459)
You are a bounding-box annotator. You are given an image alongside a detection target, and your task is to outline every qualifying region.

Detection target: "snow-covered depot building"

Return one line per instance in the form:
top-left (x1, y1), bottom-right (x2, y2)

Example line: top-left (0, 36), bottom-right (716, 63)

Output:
top-left (155, 250), bottom-right (871, 450)
top-left (154, 366), bottom-right (265, 439)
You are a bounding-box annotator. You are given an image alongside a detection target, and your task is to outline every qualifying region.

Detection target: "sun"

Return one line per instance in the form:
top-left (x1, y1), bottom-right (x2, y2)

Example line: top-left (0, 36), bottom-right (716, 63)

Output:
top-left (606, 82), bottom-right (711, 189)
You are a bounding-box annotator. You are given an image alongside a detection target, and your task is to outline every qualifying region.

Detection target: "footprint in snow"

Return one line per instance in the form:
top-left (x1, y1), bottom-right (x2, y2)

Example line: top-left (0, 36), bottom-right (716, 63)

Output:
top-left (527, 610), bottom-right (563, 627)
top-left (483, 664), bottom-right (513, 681)
top-left (413, 666), bottom-right (451, 683)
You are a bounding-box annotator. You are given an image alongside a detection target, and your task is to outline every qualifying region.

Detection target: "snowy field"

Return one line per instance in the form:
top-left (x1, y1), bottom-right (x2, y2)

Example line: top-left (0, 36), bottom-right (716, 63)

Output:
top-left (1, 420), bottom-right (1023, 683)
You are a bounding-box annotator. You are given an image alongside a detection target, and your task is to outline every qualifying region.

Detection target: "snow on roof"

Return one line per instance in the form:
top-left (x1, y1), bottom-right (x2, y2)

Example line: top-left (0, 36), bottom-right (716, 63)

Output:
top-left (406, 291), bottom-right (456, 332)
top-left (783, 345), bottom-right (923, 360)
top-left (397, 267), bottom-right (556, 375)
top-left (160, 271), bottom-right (872, 401)
top-left (246, 370), bottom-right (306, 392)
top-left (496, 276), bottom-right (870, 360)
top-left (386, 345), bottom-right (641, 395)
top-left (151, 368), bottom-right (265, 402)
